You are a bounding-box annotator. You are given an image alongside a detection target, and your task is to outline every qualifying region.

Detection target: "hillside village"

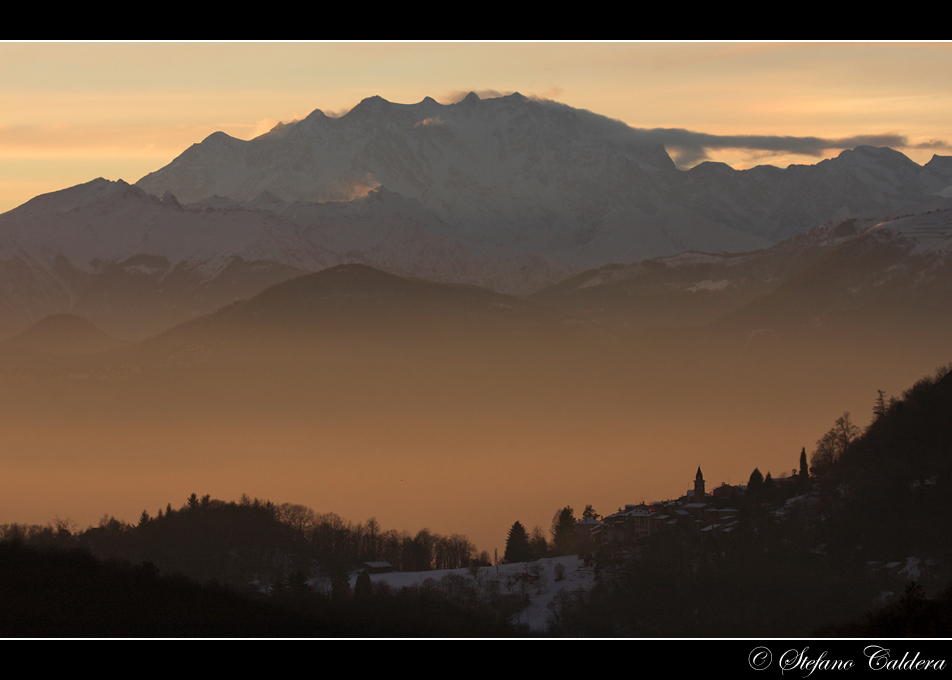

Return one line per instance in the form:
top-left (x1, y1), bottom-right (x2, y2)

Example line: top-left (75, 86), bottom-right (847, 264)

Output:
top-left (2, 365), bottom-right (949, 636)
top-left (574, 466), bottom-right (801, 545)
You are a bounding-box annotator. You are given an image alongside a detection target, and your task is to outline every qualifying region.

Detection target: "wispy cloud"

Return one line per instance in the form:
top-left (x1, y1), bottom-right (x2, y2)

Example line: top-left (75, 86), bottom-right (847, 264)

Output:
top-left (456, 91), bottom-right (952, 168)
top-left (628, 128), bottom-right (951, 168)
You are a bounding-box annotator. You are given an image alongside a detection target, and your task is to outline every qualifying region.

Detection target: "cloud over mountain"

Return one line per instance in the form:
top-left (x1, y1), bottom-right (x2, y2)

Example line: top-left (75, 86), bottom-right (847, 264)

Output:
top-left (634, 128), bottom-right (947, 168)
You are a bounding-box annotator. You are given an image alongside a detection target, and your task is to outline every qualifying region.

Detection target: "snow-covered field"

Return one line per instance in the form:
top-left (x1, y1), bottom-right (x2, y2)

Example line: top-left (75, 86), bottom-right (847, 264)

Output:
top-left (348, 555), bottom-right (595, 633)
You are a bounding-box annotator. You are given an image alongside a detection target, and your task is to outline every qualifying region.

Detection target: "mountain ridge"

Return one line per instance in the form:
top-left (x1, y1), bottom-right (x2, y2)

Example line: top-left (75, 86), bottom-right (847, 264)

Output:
top-left (530, 201), bottom-right (952, 339)
top-left (2, 92), bottom-right (952, 341)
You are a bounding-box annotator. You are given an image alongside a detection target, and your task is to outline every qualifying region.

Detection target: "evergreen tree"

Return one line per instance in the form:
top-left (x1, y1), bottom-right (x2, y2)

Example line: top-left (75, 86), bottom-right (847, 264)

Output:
top-left (798, 447), bottom-right (810, 493)
top-left (762, 472), bottom-right (775, 502)
top-left (354, 571), bottom-right (372, 600)
top-left (874, 389), bottom-right (888, 419)
top-left (747, 468), bottom-right (764, 501)
top-left (504, 521), bottom-right (531, 563)
top-left (551, 506), bottom-right (578, 556)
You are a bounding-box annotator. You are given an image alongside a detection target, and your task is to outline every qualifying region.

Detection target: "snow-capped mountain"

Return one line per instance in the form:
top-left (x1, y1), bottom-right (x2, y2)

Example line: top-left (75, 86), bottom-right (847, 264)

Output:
top-left (3, 91), bottom-right (952, 340)
top-left (136, 92), bottom-right (952, 263)
top-left (0, 178), bottom-right (312, 338)
top-left (135, 92), bottom-right (773, 271)
top-left (0, 177), bottom-right (506, 339)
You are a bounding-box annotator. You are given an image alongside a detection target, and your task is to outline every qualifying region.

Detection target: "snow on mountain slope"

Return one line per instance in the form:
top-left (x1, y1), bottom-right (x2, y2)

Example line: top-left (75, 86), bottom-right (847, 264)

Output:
top-left (0, 178), bottom-right (512, 338)
top-left (872, 205), bottom-right (952, 256)
top-left (531, 201), bottom-right (952, 335)
top-left (135, 92), bottom-right (772, 270)
top-left (0, 178), bottom-right (320, 276)
top-left (136, 93), bottom-right (952, 272)
top-left (707, 203), bottom-right (952, 337)
top-left (5, 93), bottom-right (952, 339)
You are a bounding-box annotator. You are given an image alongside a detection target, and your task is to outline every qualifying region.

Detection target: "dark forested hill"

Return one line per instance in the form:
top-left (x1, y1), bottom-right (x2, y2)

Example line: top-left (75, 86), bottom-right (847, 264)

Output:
top-left (550, 364), bottom-right (952, 637)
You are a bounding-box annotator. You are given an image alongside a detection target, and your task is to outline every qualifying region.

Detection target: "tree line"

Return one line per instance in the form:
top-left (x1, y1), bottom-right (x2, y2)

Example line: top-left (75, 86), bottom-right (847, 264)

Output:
top-left (1, 493), bottom-right (486, 589)
top-left (504, 504), bottom-right (599, 563)
top-left (0, 536), bottom-right (518, 637)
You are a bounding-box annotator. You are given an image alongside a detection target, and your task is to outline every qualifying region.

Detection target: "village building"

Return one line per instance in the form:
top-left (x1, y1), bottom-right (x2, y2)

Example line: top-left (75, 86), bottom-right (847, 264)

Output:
top-left (579, 466), bottom-right (747, 544)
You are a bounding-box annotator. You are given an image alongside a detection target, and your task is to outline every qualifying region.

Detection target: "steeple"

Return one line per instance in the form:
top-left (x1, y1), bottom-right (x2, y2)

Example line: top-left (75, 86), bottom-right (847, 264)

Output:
top-left (694, 467), bottom-right (706, 503)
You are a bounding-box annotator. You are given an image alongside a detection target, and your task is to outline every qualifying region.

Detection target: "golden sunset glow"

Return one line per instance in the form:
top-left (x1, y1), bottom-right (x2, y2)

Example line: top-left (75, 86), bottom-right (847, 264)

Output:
top-left (2, 39), bottom-right (952, 572)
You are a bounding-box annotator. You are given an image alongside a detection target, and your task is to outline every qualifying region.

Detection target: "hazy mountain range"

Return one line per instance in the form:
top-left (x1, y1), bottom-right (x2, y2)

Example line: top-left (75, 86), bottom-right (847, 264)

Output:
top-left (3, 92), bottom-right (952, 554)
top-left (1, 91), bottom-right (951, 345)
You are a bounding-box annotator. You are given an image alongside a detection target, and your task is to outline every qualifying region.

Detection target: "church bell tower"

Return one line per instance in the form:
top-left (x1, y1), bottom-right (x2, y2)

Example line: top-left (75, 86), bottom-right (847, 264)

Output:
top-left (694, 466), bottom-right (706, 503)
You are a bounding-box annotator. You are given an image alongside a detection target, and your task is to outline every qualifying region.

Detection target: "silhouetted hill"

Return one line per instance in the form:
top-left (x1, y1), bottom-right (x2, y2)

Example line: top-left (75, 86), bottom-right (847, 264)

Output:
top-left (2, 313), bottom-right (123, 355)
top-left (166, 262), bottom-right (588, 333)
top-left (821, 582), bottom-right (952, 637)
top-left (125, 262), bottom-right (618, 377)
top-left (810, 366), bottom-right (952, 561)
top-left (0, 262), bottom-right (948, 559)
top-left (549, 364), bottom-right (952, 637)
top-left (0, 538), bottom-right (515, 637)
top-left (0, 540), bottom-right (332, 637)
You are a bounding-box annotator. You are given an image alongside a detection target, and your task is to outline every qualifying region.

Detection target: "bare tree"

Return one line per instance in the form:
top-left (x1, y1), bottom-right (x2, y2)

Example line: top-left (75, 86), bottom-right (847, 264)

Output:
top-left (811, 411), bottom-right (861, 476)
top-left (832, 411), bottom-right (860, 457)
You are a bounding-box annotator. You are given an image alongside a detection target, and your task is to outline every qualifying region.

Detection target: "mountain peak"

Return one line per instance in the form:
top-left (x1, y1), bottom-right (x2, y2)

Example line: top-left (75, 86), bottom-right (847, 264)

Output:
top-left (202, 130), bottom-right (240, 145)
top-left (834, 145), bottom-right (915, 167)
top-left (159, 191), bottom-right (182, 209)
top-left (6, 177), bottom-right (144, 216)
top-left (127, 92), bottom-right (945, 288)
top-left (2, 313), bottom-right (121, 355)
top-left (347, 95), bottom-right (390, 118)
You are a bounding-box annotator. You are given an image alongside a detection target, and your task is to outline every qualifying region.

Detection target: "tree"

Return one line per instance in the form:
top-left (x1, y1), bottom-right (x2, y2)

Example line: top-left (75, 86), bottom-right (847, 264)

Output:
top-left (582, 505), bottom-right (601, 520)
top-left (832, 412), bottom-right (860, 459)
top-left (747, 468), bottom-right (765, 501)
top-left (551, 506), bottom-right (578, 556)
top-left (762, 472), bottom-right (775, 502)
top-left (504, 521), bottom-right (531, 563)
top-left (354, 571), bottom-right (372, 600)
top-left (328, 559), bottom-right (351, 601)
top-left (811, 411), bottom-right (861, 476)
top-left (874, 390), bottom-right (888, 420)
top-left (529, 525), bottom-right (548, 560)
top-left (810, 430), bottom-right (837, 477)
top-left (797, 447), bottom-right (810, 493)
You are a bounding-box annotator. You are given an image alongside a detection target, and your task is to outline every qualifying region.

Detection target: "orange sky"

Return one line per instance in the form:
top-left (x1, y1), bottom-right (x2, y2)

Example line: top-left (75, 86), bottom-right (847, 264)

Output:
top-left (2, 41), bottom-right (952, 550)
top-left (2, 41), bottom-right (951, 213)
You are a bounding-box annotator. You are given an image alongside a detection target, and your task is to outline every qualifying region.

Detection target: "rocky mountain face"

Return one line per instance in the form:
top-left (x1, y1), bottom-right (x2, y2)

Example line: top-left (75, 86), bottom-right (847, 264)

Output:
top-left (2, 92), bottom-right (952, 341)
